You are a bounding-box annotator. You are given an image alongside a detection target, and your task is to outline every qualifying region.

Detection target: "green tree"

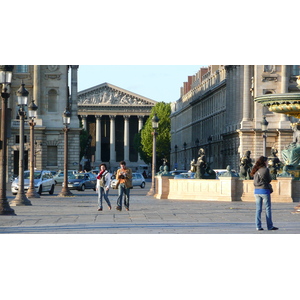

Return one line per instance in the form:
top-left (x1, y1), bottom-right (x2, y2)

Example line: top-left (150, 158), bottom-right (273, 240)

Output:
top-left (138, 102), bottom-right (171, 170)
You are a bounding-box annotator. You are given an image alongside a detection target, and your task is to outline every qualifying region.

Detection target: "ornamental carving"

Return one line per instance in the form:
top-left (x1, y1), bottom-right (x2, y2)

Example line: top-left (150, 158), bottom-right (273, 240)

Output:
top-left (78, 83), bottom-right (156, 107)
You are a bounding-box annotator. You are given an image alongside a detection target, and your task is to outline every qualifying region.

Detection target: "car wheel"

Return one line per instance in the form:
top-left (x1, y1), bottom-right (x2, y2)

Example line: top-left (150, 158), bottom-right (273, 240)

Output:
top-left (140, 182), bottom-right (145, 188)
top-left (81, 184), bottom-right (85, 191)
top-left (49, 184), bottom-right (55, 195)
top-left (38, 185), bottom-right (42, 195)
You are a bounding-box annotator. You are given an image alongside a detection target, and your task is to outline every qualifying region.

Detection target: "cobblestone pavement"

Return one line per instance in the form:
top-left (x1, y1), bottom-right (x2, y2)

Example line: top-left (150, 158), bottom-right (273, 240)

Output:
top-left (1, 182), bottom-right (300, 234)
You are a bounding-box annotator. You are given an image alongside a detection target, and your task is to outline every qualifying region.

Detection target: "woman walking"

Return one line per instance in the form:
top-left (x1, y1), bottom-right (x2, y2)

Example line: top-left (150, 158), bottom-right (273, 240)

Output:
top-left (96, 163), bottom-right (112, 211)
top-left (250, 156), bottom-right (278, 231)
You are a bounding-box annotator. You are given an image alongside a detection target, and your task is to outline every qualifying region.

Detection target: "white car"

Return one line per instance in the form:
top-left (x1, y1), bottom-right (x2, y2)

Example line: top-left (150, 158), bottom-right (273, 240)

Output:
top-left (11, 170), bottom-right (56, 195)
top-left (111, 173), bottom-right (146, 189)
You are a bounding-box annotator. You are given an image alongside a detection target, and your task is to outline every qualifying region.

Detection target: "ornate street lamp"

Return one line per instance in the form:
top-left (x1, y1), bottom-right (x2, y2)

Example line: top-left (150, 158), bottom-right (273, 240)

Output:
top-left (207, 135), bottom-right (212, 165)
top-left (261, 116), bottom-right (269, 157)
top-left (183, 142), bottom-right (187, 170)
top-left (0, 65), bottom-right (15, 215)
top-left (11, 82), bottom-right (32, 206)
top-left (26, 99), bottom-right (40, 198)
top-left (147, 114), bottom-right (159, 196)
top-left (174, 145), bottom-right (178, 169)
top-left (58, 108), bottom-right (73, 197)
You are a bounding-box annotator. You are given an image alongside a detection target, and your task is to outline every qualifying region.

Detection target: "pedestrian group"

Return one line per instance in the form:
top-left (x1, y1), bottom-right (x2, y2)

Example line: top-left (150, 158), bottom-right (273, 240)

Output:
top-left (96, 160), bottom-right (132, 212)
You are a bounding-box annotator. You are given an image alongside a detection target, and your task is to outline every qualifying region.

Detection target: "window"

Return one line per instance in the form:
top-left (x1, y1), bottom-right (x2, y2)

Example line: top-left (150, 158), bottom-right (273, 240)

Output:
top-left (16, 65), bottom-right (29, 73)
top-left (48, 89), bottom-right (58, 112)
top-left (15, 135), bottom-right (27, 143)
top-left (292, 65), bottom-right (300, 76)
top-left (47, 146), bottom-right (57, 166)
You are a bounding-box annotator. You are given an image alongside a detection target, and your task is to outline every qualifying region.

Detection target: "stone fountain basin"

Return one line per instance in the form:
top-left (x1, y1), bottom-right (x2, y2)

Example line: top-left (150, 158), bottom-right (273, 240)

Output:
top-left (255, 93), bottom-right (300, 118)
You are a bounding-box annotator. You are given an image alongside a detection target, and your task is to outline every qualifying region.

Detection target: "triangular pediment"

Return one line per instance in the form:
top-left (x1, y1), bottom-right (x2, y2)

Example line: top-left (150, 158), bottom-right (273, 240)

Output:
top-left (78, 82), bottom-right (157, 106)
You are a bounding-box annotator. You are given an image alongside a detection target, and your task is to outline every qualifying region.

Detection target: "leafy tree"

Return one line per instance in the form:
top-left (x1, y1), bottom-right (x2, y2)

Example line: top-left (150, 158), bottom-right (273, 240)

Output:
top-left (137, 102), bottom-right (171, 170)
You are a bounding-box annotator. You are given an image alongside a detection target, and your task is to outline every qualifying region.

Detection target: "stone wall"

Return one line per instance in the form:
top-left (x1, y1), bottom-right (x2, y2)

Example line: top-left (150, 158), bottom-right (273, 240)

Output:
top-left (155, 176), bottom-right (300, 203)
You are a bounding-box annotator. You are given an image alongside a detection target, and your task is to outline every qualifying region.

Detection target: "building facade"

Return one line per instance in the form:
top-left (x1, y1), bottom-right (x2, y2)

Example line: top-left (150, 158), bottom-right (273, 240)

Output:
top-left (7, 65), bottom-right (81, 179)
top-left (77, 83), bottom-right (157, 172)
top-left (171, 65), bottom-right (299, 172)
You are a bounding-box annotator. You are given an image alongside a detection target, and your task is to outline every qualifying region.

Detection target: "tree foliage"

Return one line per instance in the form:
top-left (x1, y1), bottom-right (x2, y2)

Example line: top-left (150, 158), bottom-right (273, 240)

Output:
top-left (137, 102), bottom-right (171, 168)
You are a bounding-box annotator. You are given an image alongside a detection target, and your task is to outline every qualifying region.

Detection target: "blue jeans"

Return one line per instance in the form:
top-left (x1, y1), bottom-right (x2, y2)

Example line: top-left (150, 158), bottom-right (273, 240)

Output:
top-left (255, 193), bottom-right (273, 230)
top-left (98, 187), bottom-right (111, 209)
top-left (116, 183), bottom-right (130, 209)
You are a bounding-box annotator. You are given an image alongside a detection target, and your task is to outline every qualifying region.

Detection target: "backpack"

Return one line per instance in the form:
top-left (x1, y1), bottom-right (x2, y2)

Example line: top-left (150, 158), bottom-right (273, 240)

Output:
top-left (99, 171), bottom-right (107, 187)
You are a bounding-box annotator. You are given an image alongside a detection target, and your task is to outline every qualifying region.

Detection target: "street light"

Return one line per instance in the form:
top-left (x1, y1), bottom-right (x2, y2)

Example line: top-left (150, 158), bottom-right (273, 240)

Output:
top-left (11, 82), bottom-right (32, 206)
top-left (207, 135), bottom-right (212, 165)
top-left (261, 116), bottom-right (269, 157)
top-left (0, 65), bottom-right (15, 215)
top-left (58, 108), bottom-right (73, 197)
top-left (147, 113), bottom-right (159, 196)
top-left (174, 144), bottom-right (178, 169)
top-left (26, 99), bottom-right (40, 198)
top-left (183, 142), bottom-right (187, 170)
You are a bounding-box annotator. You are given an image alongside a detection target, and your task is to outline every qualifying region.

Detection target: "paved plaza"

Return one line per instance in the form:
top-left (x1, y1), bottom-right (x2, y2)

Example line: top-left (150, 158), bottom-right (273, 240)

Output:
top-left (1, 181), bottom-right (300, 234)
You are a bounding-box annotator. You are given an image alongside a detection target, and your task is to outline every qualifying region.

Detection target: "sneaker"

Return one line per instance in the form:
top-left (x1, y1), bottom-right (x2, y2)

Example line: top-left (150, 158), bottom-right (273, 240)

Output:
top-left (116, 206), bottom-right (122, 211)
top-left (108, 206), bottom-right (112, 210)
top-left (98, 208), bottom-right (102, 211)
top-left (269, 227), bottom-right (279, 231)
top-left (256, 228), bottom-right (264, 231)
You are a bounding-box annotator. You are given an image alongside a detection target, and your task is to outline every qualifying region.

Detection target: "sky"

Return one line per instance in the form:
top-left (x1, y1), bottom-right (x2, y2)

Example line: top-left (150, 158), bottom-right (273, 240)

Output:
top-left (77, 65), bottom-right (204, 103)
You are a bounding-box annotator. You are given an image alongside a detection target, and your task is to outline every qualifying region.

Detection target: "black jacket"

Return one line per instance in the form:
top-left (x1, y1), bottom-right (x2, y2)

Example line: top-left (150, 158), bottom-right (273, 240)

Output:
top-left (253, 167), bottom-right (272, 189)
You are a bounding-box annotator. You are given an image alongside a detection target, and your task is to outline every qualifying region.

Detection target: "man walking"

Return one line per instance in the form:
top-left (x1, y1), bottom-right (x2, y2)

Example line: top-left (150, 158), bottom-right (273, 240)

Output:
top-left (115, 161), bottom-right (132, 211)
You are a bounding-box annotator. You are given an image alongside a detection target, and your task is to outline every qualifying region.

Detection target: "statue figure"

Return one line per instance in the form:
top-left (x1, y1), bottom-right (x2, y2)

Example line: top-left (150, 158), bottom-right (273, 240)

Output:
top-left (277, 165), bottom-right (293, 178)
top-left (239, 150), bottom-right (253, 180)
top-left (219, 165), bottom-right (239, 178)
top-left (282, 123), bottom-right (300, 167)
top-left (192, 148), bottom-right (207, 179)
top-left (268, 147), bottom-right (281, 180)
top-left (190, 159), bottom-right (196, 173)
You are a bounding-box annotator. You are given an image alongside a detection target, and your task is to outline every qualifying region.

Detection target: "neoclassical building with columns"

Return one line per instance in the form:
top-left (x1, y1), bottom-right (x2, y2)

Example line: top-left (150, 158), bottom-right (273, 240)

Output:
top-left (171, 65), bottom-right (299, 172)
top-left (77, 83), bottom-right (157, 172)
top-left (6, 65), bottom-right (81, 180)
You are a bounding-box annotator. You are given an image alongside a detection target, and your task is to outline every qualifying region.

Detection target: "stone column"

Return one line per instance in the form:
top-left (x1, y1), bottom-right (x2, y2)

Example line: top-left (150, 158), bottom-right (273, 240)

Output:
top-left (138, 116), bottom-right (144, 162)
top-left (124, 115), bottom-right (130, 162)
top-left (280, 65), bottom-right (289, 124)
top-left (81, 115), bottom-right (88, 130)
top-left (241, 65), bottom-right (252, 127)
top-left (95, 115), bottom-right (102, 163)
top-left (110, 115), bottom-right (116, 162)
top-left (70, 65), bottom-right (79, 128)
top-left (33, 65), bottom-right (41, 113)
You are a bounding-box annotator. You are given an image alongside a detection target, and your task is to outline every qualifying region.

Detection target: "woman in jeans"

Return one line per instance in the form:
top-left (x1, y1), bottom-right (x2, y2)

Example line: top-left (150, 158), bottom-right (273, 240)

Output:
top-left (96, 163), bottom-right (111, 211)
top-left (250, 156), bottom-right (278, 231)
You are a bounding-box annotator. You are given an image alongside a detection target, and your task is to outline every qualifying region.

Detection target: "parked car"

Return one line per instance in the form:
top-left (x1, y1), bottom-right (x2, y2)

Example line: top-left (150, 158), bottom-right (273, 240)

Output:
top-left (111, 172), bottom-right (146, 189)
top-left (53, 170), bottom-right (78, 184)
top-left (62, 172), bottom-right (97, 191)
top-left (174, 172), bottom-right (195, 179)
top-left (11, 170), bottom-right (56, 195)
top-left (169, 170), bottom-right (188, 176)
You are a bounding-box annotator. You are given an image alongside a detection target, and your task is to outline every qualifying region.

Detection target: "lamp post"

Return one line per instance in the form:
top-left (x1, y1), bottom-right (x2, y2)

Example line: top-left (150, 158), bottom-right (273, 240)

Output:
top-left (261, 116), bottom-right (269, 157)
top-left (207, 135), bottom-right (212, 165)
top-left (183, 142), bottom-right (187, 170)
top-left (0, 65), bottom-right (15, 215)
top-left (26, 99), bottom-right (40, 198)
top-left (11, 82), bottom-right (32, 206)
top-left (174, 145), bottom-right (178, 170)
top-left (147, 114), bottom-right (159, 196)
top-left (195, 138), bottom-right (199, 159)
top-left (58, 108), bottom-right (73, 197)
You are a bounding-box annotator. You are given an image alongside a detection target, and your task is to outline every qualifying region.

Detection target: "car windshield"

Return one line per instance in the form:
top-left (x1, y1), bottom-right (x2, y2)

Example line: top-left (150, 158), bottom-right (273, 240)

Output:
top-left (23, 172), bottom-right (41, 180)
top-left (69, 174), bottom-right (85, 180)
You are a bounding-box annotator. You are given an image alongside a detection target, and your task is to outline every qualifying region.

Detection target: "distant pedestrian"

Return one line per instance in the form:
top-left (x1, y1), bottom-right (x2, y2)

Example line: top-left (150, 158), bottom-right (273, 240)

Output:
top-left (250, 156), bottom-right (278, 231)
top-left (96, 163), bottom-right (111, 211)
top-left (115, 161), bottom-right (132, 211)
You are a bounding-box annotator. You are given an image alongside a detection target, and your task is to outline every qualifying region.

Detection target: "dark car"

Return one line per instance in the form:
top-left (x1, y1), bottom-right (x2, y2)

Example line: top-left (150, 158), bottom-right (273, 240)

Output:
top-left (63, 172), bottom-right (97, 191)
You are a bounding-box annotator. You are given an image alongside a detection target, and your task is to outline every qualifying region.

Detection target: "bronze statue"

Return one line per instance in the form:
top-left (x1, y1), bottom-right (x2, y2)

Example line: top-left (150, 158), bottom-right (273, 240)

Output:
top-left (268, 147), bottom-right (281, 180)
top-left (239, 150), bottom-right (253, 180)
top-left (192, 148), bottom-right (207, 179)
